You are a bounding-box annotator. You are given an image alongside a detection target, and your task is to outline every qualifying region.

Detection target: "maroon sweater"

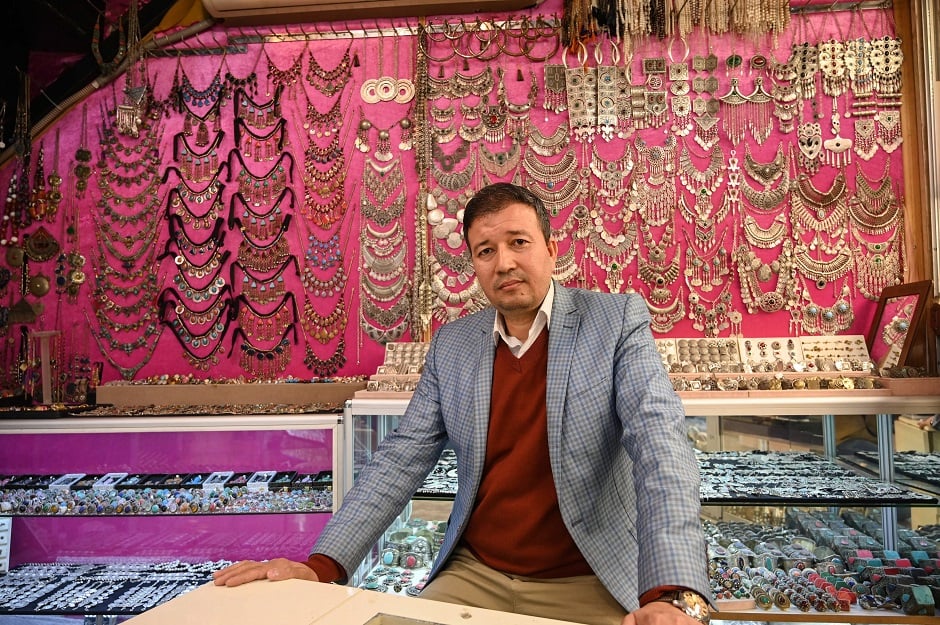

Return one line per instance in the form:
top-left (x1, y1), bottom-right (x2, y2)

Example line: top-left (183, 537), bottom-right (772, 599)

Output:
top-left (307, 329), bottom-right (591, 582)
top-left (461, 331), bottom-right (592, 578)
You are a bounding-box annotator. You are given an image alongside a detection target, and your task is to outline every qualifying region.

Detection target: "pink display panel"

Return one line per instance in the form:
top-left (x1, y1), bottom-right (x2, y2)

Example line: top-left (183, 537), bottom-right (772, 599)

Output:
top-left (1, 428), bottom-right (334, 567)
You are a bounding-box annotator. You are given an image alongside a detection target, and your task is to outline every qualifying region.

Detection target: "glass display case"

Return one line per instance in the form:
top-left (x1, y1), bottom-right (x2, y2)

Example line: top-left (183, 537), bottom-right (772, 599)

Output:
top-left (0, 410), bottom-right (343, 620)
top-left (345, 394), bottom-right (940, 622)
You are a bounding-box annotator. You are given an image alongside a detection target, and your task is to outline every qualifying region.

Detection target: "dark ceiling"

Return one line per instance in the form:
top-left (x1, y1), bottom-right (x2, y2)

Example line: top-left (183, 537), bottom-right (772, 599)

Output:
top-left (0, 0), bottom-right (179, 155)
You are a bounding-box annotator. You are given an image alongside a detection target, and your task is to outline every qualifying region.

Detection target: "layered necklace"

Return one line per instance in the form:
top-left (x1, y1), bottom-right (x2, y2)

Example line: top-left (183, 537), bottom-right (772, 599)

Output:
top-left (90, 103), bottom-right (165, 380)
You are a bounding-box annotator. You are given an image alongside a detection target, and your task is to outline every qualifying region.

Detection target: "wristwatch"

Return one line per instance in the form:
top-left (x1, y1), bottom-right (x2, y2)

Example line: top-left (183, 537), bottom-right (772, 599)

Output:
top-left (655, 590), bottom-right (710, 624)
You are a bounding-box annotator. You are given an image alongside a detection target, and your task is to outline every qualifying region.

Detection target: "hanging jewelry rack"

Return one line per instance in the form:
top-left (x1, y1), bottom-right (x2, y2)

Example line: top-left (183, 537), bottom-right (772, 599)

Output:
top-left (229, 15), bottom-right (559, 44)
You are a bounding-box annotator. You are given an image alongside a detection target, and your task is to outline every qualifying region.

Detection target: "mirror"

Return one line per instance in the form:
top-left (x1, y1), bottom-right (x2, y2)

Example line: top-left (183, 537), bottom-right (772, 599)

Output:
top-left (866, 280), bottom-right (932, 372)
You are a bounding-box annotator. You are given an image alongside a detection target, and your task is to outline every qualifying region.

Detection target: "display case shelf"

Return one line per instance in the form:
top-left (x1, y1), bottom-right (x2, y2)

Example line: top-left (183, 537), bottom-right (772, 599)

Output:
top-left (0, 410), bottom-right (344, 618)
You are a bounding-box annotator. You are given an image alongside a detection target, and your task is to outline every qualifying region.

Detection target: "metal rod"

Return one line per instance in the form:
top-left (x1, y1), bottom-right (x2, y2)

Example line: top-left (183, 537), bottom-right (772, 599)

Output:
top-left (790, 0), bottom-right (892, 13)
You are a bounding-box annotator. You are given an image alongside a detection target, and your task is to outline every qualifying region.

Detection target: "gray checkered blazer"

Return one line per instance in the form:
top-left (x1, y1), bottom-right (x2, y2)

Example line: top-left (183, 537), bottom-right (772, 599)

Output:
top-left (313, 283), bottom-right (710, 611)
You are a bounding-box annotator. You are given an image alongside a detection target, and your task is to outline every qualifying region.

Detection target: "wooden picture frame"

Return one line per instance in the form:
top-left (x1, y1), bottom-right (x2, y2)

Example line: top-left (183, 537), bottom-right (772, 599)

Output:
top-left (865, 280), bottom-right (933, 371)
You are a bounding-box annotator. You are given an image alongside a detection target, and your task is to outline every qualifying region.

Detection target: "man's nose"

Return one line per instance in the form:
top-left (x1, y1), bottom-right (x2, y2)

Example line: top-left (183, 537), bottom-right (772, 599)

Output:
top-left (494, 247), bottom-right (516, 271)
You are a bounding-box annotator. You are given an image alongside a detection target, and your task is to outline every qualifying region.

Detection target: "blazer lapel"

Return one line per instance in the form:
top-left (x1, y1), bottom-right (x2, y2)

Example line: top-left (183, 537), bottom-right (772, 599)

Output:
top-left (546, 284), bottom-right (580, 448)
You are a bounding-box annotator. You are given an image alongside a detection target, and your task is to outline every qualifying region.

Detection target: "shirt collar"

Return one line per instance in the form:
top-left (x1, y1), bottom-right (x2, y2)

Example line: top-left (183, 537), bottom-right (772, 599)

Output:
top-left (492, 280), bottom-right (554, 347)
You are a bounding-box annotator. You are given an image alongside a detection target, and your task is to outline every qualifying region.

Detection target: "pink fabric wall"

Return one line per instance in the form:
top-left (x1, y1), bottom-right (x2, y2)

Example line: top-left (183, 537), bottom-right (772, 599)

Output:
top-left (0, 0), bottom-right (904, 385)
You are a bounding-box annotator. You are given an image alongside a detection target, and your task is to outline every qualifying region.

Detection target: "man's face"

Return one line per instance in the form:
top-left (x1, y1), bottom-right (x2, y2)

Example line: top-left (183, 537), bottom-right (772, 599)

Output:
top-left (465, 202), bottom-right (558, 321)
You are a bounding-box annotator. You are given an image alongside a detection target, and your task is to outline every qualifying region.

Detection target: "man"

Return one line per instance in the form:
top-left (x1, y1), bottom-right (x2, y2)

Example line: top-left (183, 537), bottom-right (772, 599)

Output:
top-left (214, 183), bottom-right (712, 625)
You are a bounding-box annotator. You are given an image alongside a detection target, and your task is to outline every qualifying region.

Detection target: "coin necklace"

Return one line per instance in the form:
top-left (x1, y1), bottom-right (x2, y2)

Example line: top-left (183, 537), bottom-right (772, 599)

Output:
top-left (233, 257), bottom-right (298, 306)
top-left (236, 292), bottom-right (296, 342)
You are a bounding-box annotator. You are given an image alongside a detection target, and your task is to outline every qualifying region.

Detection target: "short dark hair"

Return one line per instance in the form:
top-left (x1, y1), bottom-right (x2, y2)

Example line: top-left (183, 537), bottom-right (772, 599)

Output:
top-left (463, 183), bottom-right (552, 247)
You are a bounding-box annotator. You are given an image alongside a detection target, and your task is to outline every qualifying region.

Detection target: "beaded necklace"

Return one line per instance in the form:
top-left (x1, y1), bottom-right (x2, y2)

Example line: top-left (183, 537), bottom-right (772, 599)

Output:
top-left (232, 257), bottom-right (299, 306)
top-left (235, 118), bottom-right (286, 163)
top-left (305, 93), bottom-right (345, 139)
top-left (174, 131), bottom-right (224, 183)
top-left (305, 131), bottom-right (343, 165)
top-left (264, 47), bottom-right (303, 94)
top-left (229, 151), bottom-right (293, 207)
top-left (236, 292), bottom-right (296, 343)
top-left (235, 86), bottom-right (282, 129)
top-left (92, 275), bottom-right (160, 317)
top-left (93, 214), bottom-right (161, 271)
top-left (303, 181), bottom-right (346, 229)
top-left (94, 202), bottom-right (161, 251)
top-left (306, 43), bottom-right (353, 96)
top-left (303, 337), bottom-right (346, 378)
top-left (230, 188), bottom-right (292, 241)
top-left (85, 311), bottom-right (163, 381)
top-left (234, 325), bottom-right (296, 379)
top-left (301, 295), bottom-right (348, 345)
top-left (95, 303), bottom-right (156, 333)
top-left (301, 264), bottom-right (347, 299)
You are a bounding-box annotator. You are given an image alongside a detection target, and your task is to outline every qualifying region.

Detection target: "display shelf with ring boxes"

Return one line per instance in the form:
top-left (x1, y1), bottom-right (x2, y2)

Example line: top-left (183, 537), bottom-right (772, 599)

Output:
top-left (0, 403), bottom-right (346, 620)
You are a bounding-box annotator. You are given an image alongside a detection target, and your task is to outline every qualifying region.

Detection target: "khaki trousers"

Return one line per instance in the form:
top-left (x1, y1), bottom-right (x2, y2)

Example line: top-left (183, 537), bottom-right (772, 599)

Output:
top-left (418, 547), bottom-right (626, 625)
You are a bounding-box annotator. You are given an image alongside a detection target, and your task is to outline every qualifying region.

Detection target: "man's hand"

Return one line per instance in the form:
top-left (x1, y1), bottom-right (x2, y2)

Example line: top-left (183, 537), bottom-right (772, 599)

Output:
top-left (212, 558), bottom-right (319, 587)
top-left (621, 600), bottom-right (707, 625)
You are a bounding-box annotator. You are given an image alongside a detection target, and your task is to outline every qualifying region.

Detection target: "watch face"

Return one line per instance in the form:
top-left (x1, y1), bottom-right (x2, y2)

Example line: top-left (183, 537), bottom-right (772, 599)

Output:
top-left (678, 591), bottom-right (710, 624)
